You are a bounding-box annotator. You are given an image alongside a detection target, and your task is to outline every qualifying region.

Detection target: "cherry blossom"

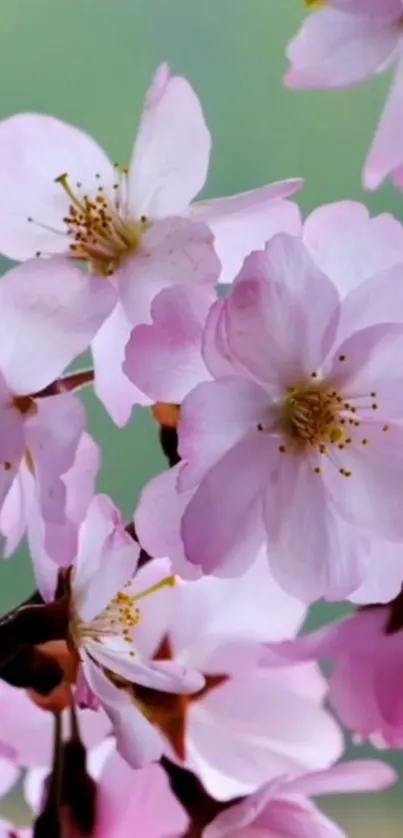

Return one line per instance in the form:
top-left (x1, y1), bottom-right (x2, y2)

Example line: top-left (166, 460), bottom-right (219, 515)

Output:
top-left (25, 742), bottom-right (188, 838)
top-left (0, 63), bottom-right (302, 426)
top-left (286, 0), bottom-right (403, 189)
top-left (67, 496), bottom-right (204, 767)
top-left (122, 552), bottom-right (343, 799)
top-left (205, 760), bottom-right (397, 838)
top-left (144, 233), bottom-right (403, 601)
top-left (0, 256), bottom-right (113, 581)
top-left (261, 591), bottom-right (403, 749)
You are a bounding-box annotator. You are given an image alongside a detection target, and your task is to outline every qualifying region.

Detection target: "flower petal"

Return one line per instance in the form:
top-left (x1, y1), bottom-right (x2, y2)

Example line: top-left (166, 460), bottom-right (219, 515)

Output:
top-left (0, 257), bottom-right (116, 394)
top-left (124, 285), bottom-right (213, 403)
top-left (87, 637), bottom-right (204, 694)
top-left (365, 57), bottom-right (403, 188)
top-left (92, 300), bottom-right (150, 427)
top-left (264, 453), bottom-right (367, 602)
top-left (25, 393), bottom-right (85, 528)
top-left (324, 421), bottom-right (403, 541)
top-left (328, 322), bottom-right (403, 419)
top-left (225, 236), bottom-right (340, 387)
top-left (286, 8), bottom-right (399, 90)
top-left (178, 377), bottom-right (269, 490)
top-left (286, 760), bottom-right (397, 798)
top-left (181, 435), bottom-right (269, 575)
top-left (82, 656), bottom-right (163, 768)
top-left (0, 113), bottom-right (115, 260)
top-left (118, 217), bottom-right (220, 326)
top-left (188, 664), bottom-right (342, 800)
top-left (73, 494), bottom-right (140, 623)
top-left (135, 465), bottom-right (199, 578)
top-left (303, 200), bottom-right (403, 299)
top-left (191, 184), bottom-right (303, 285)
top-left (128, 63), bottom-right (210, 218)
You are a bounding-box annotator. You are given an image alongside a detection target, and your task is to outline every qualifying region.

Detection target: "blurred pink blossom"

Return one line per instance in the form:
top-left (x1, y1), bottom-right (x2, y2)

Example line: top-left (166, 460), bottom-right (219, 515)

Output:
top-left (286, 0), bottom-right (403, 189)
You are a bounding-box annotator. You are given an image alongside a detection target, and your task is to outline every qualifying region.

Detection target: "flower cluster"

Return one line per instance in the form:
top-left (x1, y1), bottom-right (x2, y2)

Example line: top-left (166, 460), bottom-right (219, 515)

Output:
top-left (0, 14), bottom-right (402, 835)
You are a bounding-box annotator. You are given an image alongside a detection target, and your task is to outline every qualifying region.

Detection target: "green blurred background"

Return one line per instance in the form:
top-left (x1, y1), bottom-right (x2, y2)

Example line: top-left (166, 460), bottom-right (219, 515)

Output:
top-left (0, 0), bottom-right (401, 832)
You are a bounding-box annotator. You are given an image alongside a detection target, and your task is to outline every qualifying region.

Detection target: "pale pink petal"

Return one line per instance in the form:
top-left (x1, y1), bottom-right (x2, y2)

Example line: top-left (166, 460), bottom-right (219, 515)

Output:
top-left (82, 656), bottom-right (163, 767)
top-left (188, 666), bottom-right (342, 800)
top-left (0, 257), bottom-right (116, 394)
top-left (96, 751), bottom-right (188, 838)
top-left (226, 237), bottom-right (340, 386)
top-left (328, 323), bottom-right (403, 419)
top-left (87, 636), bottom-right (204, 694)
top-left (92, 300), bottom-right (150, 427)
top-left (0, 475), bottom-right (25, 557)
top-left (303, 201), bottom-right (403, 299)
top-left (178, 378), bottom-right (269, 490)
top-left (286, 760), bottom-right (397, 797)
top-left (25, 393), bottom-right (85, 531)
top-left (17, 464), bottom-right (59, 601)
top-left (286, 8), bottom-right (399, 90)
top-left (191, 185), bottom-right (303, 285)
top-left (0, 820), bottom-right (29, 838)
top-left (0, 757), bottom-right (19, 799)
top-left (181, 435), bottom-right (272, 575)
top-left (129, 63), bottom-right (210, 218)
top-left (202, 298), bottom-right (243, 379)
top-left (0, 682), bottom-right (110, 768)
top-left (0, 396), bottom-right (24, 511)
top-left (24, 766), bottom-right (48, 813)
top-left (73, 495), bottom-right (140, 623)
top-left (118, 217), bottom-right (220, 327)
top-left (255, 797), bottom-right (346, 838)
top-left (20, 431), bottom-right (100, 600)
top-left (0, 113), bottom-right (115, 260)
top-left (134, 465), bottom-right (198, 576)
top-left (169, 549), bottom-right (306, 671)
top-left (331, 0), bottom-right (403, 16)
top-left (264, 454), bottom-right (368, 602)
top-left (365, 57), bottom-right (403, 188)
top-left (336, 264), bottom-right (403, 345)
top-left (124, 285), bottom-right (213, 402)
top-left (349, 539), bottom-right (403, 604)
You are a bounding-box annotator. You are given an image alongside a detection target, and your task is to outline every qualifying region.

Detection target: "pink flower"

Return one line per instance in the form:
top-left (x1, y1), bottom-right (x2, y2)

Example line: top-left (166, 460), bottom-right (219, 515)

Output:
top-left (124, 284), bottom-right (214, 404)
top-left (285, 0), bottom-right (403, 189)
top-left (138, 233), bottom-right (403, 602)
top-left (0, 64), bottom-right (302, 424)
top-left (0, 681), bottom-right (110, 769)
top-left (261, 594), bottom-right (403, 749)
top-left (25, 741), bottom-right (188, 838)
top-left (0, 256), bottom-right (113, 578)
top-left (68, 497), bottom-right (204, 767)
top-left (124, 553), bottom-right (343, 800)
top-left (205, 760), bottom-right (397, 838)
top-left (0, 431), bottom-right (100, 601)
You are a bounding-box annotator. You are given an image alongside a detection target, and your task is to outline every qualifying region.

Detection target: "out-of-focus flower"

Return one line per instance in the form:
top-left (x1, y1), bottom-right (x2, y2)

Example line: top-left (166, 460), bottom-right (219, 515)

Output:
top-left (0, 257), bottom-right (113, 584)
top-left (66, 497), bottom-right (204, 767)
top-left (0, 64), bottom-right (302, 424)
top-left (123, 551), bottom-right (343, 800)
top-left (0, 431), bottom-right (100, 601)
top-left (261, 589), bottom-right (403, 749)
top-left (286, 0), bottom-right (403, 189)
top-left (205, 759), bottom-right (397, 838)
top-left (25, 739), bottom-right (188, 838)
top-left (137, 232), bottom-right (403, 601)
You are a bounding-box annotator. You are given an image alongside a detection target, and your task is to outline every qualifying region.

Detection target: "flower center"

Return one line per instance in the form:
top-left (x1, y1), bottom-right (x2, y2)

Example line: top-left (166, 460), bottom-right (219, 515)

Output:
top-left (280, 383), bottom-right (344, 449)
top-left (70, 574), bottom-right (176, 656)
top-left (133, 637), bottom-right (228, 760)
top-left (53, 170), bottom-right (150, 276)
